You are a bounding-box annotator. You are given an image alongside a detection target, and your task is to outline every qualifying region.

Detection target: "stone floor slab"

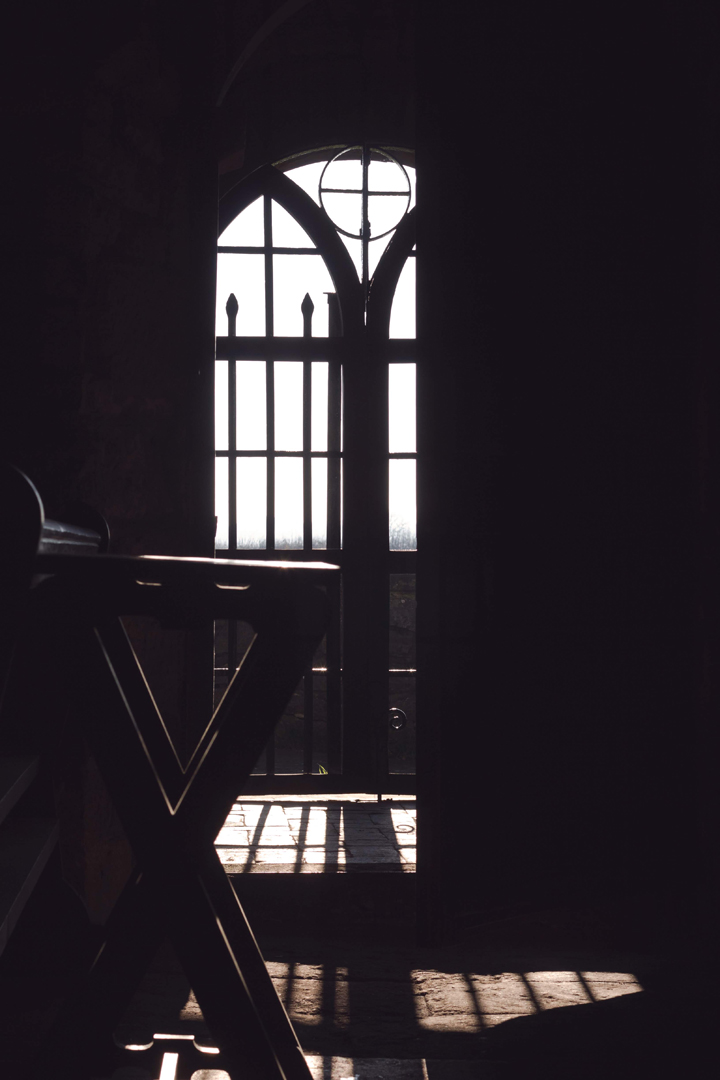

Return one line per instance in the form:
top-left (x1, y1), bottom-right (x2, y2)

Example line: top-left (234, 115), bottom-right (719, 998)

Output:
top-left (215, 800), bottom-right (417, 875)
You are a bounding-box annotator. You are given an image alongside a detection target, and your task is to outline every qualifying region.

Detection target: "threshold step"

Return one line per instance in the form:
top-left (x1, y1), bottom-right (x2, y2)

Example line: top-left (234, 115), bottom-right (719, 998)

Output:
top-left (230, 869), bottom-right (416, 933)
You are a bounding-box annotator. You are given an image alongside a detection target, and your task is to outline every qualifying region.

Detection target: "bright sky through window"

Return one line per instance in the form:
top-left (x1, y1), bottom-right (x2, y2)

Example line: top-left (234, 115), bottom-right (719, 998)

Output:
top-left (215, 152), bottom-right (416, 552)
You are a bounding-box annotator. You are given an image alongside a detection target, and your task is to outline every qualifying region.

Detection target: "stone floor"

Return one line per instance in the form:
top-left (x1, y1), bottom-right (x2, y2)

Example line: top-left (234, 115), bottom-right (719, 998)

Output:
top-left (97, 796), bottom-right (710, 1080)
top-left (1, 798), bottom-right (714, 1079)
top-left (214, 795), bottom-right (417, 874)
top-left (108, 919), bottom-right (704, 1080)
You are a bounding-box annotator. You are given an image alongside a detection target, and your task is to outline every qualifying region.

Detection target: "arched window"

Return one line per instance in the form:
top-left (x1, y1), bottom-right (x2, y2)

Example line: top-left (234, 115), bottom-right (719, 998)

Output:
top-left (214, 146), bottom-right (416, 793)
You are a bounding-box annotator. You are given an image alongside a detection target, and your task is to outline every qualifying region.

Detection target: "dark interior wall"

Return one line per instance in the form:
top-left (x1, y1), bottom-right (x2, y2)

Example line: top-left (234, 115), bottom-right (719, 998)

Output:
top-left (1, 1), bottom-right (221, 762)
top-left (216, 0), bottom-right (415, 187)
top-left (1, 0), bottom-right (218, 556)
top-left (693, 7), bottom-right (720, 953)
top-left (417, 0), bottom-right (713, 941)
top-left (0, 1), bottom-right (222, 913)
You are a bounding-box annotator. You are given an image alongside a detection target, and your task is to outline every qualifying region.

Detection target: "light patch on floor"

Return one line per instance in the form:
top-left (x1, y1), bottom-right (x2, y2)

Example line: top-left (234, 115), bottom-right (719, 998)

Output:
top-left (179, 966), bottom-right (642, 1039)
top-left (580, 971), bottom-right (644, 1001)
top-left (214, 798), bottom-right (416, 872)
top-left (411, 970), bottom-right (643, 1032)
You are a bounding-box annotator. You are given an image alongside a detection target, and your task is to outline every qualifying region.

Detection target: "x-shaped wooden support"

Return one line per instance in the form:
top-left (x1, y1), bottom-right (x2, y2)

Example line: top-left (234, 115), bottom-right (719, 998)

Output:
top-left (27, 555), bottom-right (337, 1080)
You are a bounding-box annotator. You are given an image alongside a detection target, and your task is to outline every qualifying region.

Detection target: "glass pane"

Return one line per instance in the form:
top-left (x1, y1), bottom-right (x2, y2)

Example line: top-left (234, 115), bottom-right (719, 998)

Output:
top-left (389, 364), bottom-right (416, 453)
top-left (283, 161), bottom-right (325, 206)
top-left (368, 159), bottom-right (408, 194)
top-left (275, 457), bottom-right (303, 549)
top-left (389, 459), bottom-right (416, 550)
top-left (322, 192), bottom-right (361, 236)
top-left (320, 158), bottom-right (363, 234)
top-left (388, 675), bottom-right (416, 774)
top-left (311, 362), bottom-right (328, 451)
top-left (389, 256), bottom-right (415, 339)
top-left (216, 253), bottom-right (265, 336)
top-left (368, 194), bottom-right (407, 238)
top-left (324, 157), bottom-right (362, 187)
top-left (215, 361), bottom-right (228, 451)
top-left (274, 361), bottom-right (303, 451)
top-left (389, 573), bottom-right (416, 669)
top-left (215, 457), bottom-right (229, 550)
top-left (273, 254), bottom-right (334, 337)
top-left (218, 196), bottom-right (264, 246)
top-left (312, 458), bottom-right (328, 549)
top-left (236, 458), bottom-right (266, 549)
top-left (272, 201), bottom-right (315, 247)
top-left (236, 361), bottom-right (266, 450)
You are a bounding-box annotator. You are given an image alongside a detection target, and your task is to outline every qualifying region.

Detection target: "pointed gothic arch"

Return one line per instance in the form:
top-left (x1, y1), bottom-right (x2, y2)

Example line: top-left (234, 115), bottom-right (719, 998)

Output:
top-left (219, 164), bottom-right (364, 338)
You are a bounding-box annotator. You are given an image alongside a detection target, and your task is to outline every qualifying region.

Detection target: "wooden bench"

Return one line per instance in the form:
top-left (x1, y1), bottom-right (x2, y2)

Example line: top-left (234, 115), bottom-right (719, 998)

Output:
top-left (1, 463), bottom-right (338, 1079)
top-left (0, 465), bottom-right (107, 966)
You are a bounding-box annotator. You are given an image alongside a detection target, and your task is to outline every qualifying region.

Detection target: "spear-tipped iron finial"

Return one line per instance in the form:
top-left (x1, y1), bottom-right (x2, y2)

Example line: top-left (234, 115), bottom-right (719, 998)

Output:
top-left (301, 292), bottom-right (314, 338)
top-left (226, 293), bottom-right (238, 337)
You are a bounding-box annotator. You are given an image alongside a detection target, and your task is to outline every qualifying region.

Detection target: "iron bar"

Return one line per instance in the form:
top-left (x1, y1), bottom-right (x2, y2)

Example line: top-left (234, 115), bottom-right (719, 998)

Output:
top-left (327, 296), bottom-right (342, 552)
top-left (264, 195), bottom-right (276, 557)
top-left (217, 449), bottom-right (340, 458)
top-left (216, 337), bottom-right (417, 359)
top-left (326, 576), bottom-right (342, 775)
top-left (225, 299), bottom-right (239, 680)
top-left (302, 296), bottom-right (313, 553)
top-left (302, 295), bottom-right (315, 773)
top-left (361, 144), bottom-right (370, 303)
top-left (320, 188), bottom-right (408, 196)
top-left (303, 671), bottom-right (314, 774)
top-left (263, 196), bottom-right (274, 338)
top-left (218, 246), bottom-right (320, 255)
top-left (325, 292), bottom-right (343, 775)
top-left (227, 302), bottom-right (238, 558)
top-left (266, 359), bottom-right (275, 553)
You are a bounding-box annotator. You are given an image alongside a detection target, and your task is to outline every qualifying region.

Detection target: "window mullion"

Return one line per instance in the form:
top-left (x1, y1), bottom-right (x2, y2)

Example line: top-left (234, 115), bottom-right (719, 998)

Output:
top-left (226, 317), bottom-right (238, 684)
top-left (303, 358), bottom-right (312, 553)
top-left (265, 195), bottom-right (276, 554)
top-left (361, 144), bottom-right (369, 305)
top-left (326, 295), bottom-right (343, 776)
top-left (228, 371), bottom-right (237, 558)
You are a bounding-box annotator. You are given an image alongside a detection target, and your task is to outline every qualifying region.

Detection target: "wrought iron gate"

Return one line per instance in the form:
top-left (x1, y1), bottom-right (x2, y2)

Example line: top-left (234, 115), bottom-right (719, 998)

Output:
top-left (214, 147), bottom-right (416, 794)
